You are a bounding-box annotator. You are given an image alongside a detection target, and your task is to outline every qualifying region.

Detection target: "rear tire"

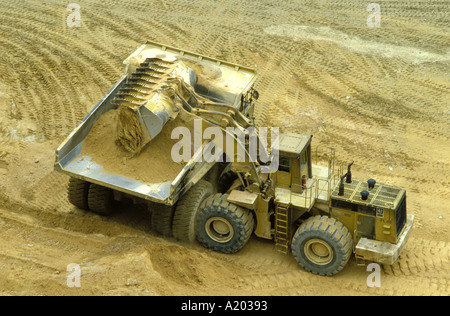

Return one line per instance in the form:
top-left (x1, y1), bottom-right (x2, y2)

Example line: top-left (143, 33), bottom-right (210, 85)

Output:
top-left (87, 184), bottom-right (115, 215)
top-left (291, 215), bottom-right (352, 276)
top-left (172, 180), bottom-right (213, 243)
top-left (151, 204), bottom-right (175, 237)
top-left (67, 178), bottom-right (90, 210)
top-left (196, 193), bottom-right (254, 254)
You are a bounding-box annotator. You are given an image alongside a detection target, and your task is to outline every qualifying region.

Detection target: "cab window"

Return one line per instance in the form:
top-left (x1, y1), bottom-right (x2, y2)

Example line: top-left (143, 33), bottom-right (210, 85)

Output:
top-left (278, 156), bottom-right (290, 173)
top-left (300, 151), bottom-right (306, 171)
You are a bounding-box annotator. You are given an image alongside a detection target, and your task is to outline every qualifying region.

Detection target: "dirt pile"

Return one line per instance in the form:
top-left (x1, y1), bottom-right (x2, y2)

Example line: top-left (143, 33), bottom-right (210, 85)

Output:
top-left (80, 109), bottom-right (193, 183)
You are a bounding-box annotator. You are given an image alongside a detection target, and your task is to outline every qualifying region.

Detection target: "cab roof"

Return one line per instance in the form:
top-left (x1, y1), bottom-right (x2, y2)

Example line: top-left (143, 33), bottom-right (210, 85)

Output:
top-left (278, 133), bottom-right (311, 156)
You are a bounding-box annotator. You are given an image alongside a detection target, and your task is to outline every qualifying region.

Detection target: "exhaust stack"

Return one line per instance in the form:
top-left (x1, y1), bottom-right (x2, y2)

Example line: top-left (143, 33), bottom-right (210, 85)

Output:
top-left (346, 161), bottom-right (354, 183)
top-left (338, 161), bottom-right (354, 196)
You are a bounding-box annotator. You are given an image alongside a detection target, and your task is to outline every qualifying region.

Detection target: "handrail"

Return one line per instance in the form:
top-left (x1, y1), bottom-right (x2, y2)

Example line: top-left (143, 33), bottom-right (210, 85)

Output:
top-left (303, 177), bottom-right (318, 209)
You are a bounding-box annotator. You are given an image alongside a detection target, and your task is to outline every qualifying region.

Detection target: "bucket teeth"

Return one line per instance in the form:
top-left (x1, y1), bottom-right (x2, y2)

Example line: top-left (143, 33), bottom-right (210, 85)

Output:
top-left (115, 91), bottom-right (148, 100)
top-left (148, 64), bottom-right (169, 71)
top-left (121, 84), bottom-right (154, 94)
top-left (136, 67), bottom-right (166, 75)
top-left (117, 87), bottom-right (149, 94)
top-left (142, 57), bottom-right (173, 67)
top-left (131, 73), bottom-right (161, 81)
top-left (128, 78), bottom-right (159, 86)
top-left (112, 58), bottom-right (176, 108)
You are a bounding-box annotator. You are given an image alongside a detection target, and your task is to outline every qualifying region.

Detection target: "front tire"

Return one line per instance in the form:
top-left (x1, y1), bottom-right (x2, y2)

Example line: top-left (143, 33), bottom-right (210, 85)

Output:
top-left (196, 193), bottom-right (254, 254)
top-left (291, 215), bottom-right (352, 276)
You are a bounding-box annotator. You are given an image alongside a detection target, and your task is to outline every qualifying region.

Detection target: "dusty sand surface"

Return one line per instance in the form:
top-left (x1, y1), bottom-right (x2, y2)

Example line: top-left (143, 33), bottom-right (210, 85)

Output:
top-left (0, 0), bottom-right (448, 296)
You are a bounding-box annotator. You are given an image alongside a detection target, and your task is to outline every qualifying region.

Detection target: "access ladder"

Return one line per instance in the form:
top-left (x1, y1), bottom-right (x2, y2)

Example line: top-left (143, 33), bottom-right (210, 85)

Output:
top-left (275, 204), bottom-right (290, 254)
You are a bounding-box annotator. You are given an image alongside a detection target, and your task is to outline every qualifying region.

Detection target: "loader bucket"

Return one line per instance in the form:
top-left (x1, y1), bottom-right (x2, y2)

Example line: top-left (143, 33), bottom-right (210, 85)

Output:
top-left (140, 104), bottom-right (170, 141)
top-left (112, 57), bottom-right (192, 155)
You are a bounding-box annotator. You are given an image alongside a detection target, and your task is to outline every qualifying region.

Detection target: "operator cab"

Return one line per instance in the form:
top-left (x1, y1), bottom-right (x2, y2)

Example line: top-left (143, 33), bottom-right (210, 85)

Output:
top-left (275, 133), bottom-right (312, 194)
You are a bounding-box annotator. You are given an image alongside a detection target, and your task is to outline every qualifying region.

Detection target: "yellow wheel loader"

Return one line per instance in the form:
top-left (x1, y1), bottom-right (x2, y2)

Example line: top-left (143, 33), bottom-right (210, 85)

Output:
top-left (55, 42), bottom-right (413, 276)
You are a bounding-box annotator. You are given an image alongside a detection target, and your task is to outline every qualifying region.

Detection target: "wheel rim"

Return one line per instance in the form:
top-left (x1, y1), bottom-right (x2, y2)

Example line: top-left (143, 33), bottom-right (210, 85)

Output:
top-left (304, 239), bottom-right (333, 265)
top-left (205, 217), bottom-right (234, 243)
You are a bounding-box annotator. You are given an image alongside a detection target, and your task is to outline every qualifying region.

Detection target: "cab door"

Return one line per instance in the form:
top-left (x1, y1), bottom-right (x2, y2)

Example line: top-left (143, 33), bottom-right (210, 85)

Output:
top-left (276, 156), bottom-right (291, 188)
top-left (290, 156), bottom-right (302, 193)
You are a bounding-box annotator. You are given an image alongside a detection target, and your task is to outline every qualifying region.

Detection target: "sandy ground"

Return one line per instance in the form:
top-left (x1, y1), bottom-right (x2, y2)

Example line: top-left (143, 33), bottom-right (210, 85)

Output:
top-left (0, 0), bottom-right (449, 296)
